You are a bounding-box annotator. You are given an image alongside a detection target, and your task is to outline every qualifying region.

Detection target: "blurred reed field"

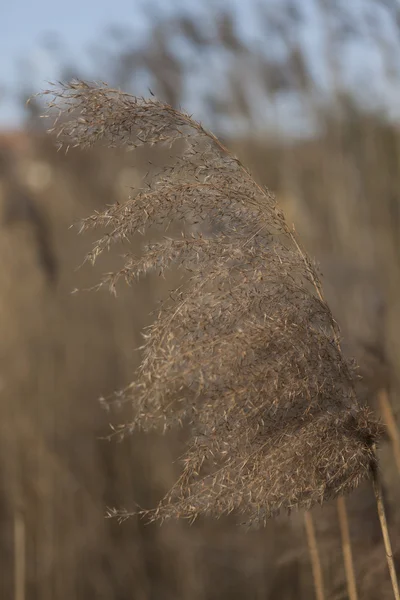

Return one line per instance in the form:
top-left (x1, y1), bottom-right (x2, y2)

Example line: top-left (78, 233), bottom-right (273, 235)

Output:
top-left (2, 1), bottom-right (400, 598)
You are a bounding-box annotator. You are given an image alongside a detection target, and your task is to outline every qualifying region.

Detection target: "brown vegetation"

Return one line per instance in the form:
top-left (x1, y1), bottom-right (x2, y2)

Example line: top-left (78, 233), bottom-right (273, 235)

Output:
top-left (40, 81), bottom-right (383, 531)
top-left (3, 6), bottom-right (400, 593)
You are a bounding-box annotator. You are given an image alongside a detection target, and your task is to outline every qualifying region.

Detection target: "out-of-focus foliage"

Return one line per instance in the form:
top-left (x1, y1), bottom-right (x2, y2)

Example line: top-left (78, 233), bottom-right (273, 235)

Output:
top-left (20, 0), bottom-right (400, 135)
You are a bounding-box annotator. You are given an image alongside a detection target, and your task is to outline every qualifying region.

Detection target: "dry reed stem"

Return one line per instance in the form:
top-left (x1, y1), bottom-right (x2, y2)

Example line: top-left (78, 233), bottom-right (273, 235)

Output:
top-left (304, 512), bottom-right (325, 600)
top-left (13, 510), bottom-right (25, 600)
top-left (371, 452), bottom-right (400, 600)
top-left (375, 388), bottom-right (400, 598)
top-left (337, 496), bottom-right (358, 600)
top-left (291, 232), bottom-right (360, 600)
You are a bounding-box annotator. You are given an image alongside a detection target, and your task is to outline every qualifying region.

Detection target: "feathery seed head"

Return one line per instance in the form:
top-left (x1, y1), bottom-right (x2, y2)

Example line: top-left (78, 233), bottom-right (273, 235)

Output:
top-left (41, 80), bottom-right (382, 526)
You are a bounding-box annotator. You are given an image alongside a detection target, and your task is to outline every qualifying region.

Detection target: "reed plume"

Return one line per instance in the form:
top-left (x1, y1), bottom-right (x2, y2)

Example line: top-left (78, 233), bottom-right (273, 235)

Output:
top-left (40, 80), bottom-right (382, 527)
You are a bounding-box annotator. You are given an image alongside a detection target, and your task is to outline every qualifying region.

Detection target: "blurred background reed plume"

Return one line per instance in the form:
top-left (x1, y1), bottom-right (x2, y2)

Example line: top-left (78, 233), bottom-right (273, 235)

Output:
top-left (2, 1), bottom-right (400, 598)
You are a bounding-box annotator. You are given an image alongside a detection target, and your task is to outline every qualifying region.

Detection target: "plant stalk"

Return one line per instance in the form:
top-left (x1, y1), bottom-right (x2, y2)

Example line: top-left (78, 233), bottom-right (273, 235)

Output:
top-left (304, 511), bottom-right (326, 600)
top-left (371, 447), bottom-right (400, 600)
top-left (337, 496), bottom-right (358, 600)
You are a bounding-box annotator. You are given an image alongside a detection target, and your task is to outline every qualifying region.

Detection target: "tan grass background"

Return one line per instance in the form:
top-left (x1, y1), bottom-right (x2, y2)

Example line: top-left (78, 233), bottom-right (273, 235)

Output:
top-left (0, 103), bottom-right (399, 598)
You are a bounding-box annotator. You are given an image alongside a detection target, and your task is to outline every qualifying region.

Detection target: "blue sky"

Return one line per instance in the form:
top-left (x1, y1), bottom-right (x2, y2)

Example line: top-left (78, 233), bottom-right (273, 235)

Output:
top-left (1, 0), bottom-right (400, 133)
top-left (0, 0), bottom-right (151, 125)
